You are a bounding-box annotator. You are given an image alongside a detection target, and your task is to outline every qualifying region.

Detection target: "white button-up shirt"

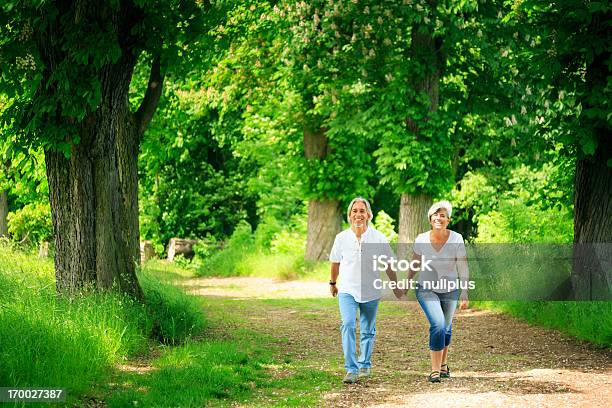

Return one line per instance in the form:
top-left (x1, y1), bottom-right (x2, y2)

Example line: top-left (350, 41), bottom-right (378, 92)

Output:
top-left (329, 226), bottom-right (394, 303)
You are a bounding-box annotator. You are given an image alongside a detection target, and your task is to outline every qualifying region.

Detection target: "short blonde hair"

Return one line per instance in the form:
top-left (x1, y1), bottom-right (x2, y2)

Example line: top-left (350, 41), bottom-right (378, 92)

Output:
top-left (427, 200), bottom-right (452, 220)
top-left (346, 197), bottom-right (373, 225)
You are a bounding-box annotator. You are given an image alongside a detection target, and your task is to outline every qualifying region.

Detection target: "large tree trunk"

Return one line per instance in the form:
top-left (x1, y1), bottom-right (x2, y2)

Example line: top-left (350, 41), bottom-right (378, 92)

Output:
top-left (398, 23), bottom-right (443, 248)
top-left (0, 189), bottom-right (8, 237)
top-left (306, 199), bottom-right (342, 261)
top-left (304, 128), bottom-right (342, 261)
top-left (45, 140), bottom-right (97, 292)
top-left (572, 132), bottom-right (612, 300)
top-left (398, 193), bottom-right (431, 244)
top-left (571, 17), bottom-right (612, 300)
top-left (45, 55), bottom-right (143, 298)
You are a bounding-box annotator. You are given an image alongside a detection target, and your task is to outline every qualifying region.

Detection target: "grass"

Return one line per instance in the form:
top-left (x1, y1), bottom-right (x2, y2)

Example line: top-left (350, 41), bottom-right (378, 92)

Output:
top-left (104, 325), bottom-right (337, 407)
top-left (106, 338), bottom-right (272, 407)
top-left (196, 248), bottom-right (328, 282)
top-left (0, 244), bottom-right (204, 405)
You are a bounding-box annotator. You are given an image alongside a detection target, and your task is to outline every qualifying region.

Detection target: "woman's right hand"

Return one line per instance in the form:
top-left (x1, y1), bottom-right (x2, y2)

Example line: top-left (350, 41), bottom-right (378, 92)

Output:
top-left (330, 284), bottom-right (338, 297)
top-left (460, 290), bottom-right (469, 309)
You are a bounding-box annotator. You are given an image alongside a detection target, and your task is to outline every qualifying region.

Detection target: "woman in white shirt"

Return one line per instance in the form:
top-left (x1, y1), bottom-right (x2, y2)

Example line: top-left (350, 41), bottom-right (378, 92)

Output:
top-left (408, 200), bottom-right (469, 383)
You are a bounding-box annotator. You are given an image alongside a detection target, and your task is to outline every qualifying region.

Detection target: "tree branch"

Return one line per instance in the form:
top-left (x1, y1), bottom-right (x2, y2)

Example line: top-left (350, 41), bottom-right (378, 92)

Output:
top-left (135, 56), bottom-right (165, 136)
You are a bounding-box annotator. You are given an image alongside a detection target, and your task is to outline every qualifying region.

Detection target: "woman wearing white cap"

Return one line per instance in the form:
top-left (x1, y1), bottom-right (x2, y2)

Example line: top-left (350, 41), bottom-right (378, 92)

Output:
top-left (408, 200), bottom-right (470, 383)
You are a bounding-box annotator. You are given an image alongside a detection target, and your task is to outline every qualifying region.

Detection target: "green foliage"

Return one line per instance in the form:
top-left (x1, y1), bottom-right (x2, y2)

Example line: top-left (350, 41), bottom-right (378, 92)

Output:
top-left (369, 0), bottom-right (501, 197)
top-left (7, 201), bottom-right (52, 245)
top-left (232, 1), bottom-right (393, 202)
top-left (451, 171), bottom-right (498, 220)
top-left (253, 215), bottom-right (284, 250)
top-left (138, 82), bottom-right (257, 248)
top-left (269, 214), bottom-right (307, 256)
top-left (503, 0), bottom-right (612, 159)
top-left (0, 1), bottom-right (208, 152)
top-left (373, 210), bottom-right (398, 243)
top-left (196, 213), bottom-right (327, 281)
top-left (0, 145), bottom-right (48, 205)
top-left (476, 200), bottom-right (573, 244)
top-left (270, 229), bottom-right (306, 257)
top-left (237, 100), bottom-right (305, 220)
top-left (452, 156), bottom-right (574, 243)
top-left (197, 220), bottom-right (256, 277)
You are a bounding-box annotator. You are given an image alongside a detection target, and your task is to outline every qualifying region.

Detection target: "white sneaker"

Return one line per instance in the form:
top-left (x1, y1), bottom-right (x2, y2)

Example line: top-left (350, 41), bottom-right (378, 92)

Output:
top-left (358, 368), bottom-right (371, 379)
top-left (343, 372), bottom-right (358, 384)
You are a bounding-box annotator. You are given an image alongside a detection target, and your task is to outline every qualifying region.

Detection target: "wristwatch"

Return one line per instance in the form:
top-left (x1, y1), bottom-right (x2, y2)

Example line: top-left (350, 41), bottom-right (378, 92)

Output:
top-left (329, 281), bottom-right (336, 286)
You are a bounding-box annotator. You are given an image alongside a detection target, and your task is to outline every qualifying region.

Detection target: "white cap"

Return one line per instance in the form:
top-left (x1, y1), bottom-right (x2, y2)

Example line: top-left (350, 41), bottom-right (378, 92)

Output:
top-left (427, 200), bottom-right (452, 219)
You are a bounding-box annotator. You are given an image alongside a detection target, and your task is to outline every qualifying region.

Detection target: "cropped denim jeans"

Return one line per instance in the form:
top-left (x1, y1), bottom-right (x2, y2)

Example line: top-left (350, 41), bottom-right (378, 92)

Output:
top-left (416, 287), bottom-right (459, 351)
top-left (338, 293), bottom-right (380, 374)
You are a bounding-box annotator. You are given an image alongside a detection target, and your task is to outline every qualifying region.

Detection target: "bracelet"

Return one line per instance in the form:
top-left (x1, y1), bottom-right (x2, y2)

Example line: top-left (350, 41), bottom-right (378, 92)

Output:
top-left (329, 281), bottom-right (336, 286)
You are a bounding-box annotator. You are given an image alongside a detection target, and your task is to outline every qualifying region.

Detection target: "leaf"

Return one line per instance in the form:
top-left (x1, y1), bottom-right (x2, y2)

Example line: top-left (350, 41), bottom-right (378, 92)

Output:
top-left (581, 139), bottom-right (597, 156)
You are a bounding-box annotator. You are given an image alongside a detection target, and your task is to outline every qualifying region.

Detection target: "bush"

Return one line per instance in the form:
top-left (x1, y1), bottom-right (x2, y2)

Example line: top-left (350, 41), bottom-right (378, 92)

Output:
top-left (452, 160), bottom-right (574, 243)
top-left (197, 220), bottom-right (256, 277)
top-left (373, 210), bottom-right (398, 243)
top-left (476, 199), bottom-right (573, 243)
top-left (7, 201), bottom-right (53, 246)
top-left (253, 215), bottom-right (283, 250)
top-left (195, 214), bottom-right (327, 280)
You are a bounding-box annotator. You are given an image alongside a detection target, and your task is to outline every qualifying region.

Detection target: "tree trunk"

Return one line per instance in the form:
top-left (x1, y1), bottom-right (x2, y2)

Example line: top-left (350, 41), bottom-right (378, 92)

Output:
top-left (304, 128), bottom-right (342, 261)
top-left (398, 23), bottom-right (443, 249)
top-left (0, 189), bottom-right (8, 237)
top-left (45, 54), bottom-right (144, 299)
top-left (572, 134), bottom-right (612, 300)
top-left (45, 141), bottom-right (97, 293)
top-left (305, 199), bottom-right (342, 261)
top-left (571, 16), bottom-right (612, 300)
top-left (397, 193), bottom-right (431, 257)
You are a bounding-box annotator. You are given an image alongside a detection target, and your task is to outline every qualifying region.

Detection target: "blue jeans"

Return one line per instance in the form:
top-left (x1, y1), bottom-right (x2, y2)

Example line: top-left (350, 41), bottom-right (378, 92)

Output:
top-left (416, 287), bottom-right (459, 351)
top-left (338, 293), bottom-right (380, 374)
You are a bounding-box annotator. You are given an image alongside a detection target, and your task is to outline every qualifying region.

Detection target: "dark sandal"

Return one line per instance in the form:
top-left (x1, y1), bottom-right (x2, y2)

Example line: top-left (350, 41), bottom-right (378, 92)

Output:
top-left (428, 371), bottom-right (441, 383)
top-left (440, 363), bottom-right (450, 378)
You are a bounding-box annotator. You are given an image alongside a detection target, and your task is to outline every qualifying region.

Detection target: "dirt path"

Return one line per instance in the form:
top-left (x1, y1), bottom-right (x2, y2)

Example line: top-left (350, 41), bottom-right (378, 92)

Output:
top-left (184, 276), bottom-right (612, 407)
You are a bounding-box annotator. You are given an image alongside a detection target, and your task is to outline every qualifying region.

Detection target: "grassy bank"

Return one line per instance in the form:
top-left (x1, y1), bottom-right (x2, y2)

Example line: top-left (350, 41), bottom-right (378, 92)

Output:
top-left (473, 301), bottom-right (612, 347)
top-left (0, 244), bottom-right (204, 405)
